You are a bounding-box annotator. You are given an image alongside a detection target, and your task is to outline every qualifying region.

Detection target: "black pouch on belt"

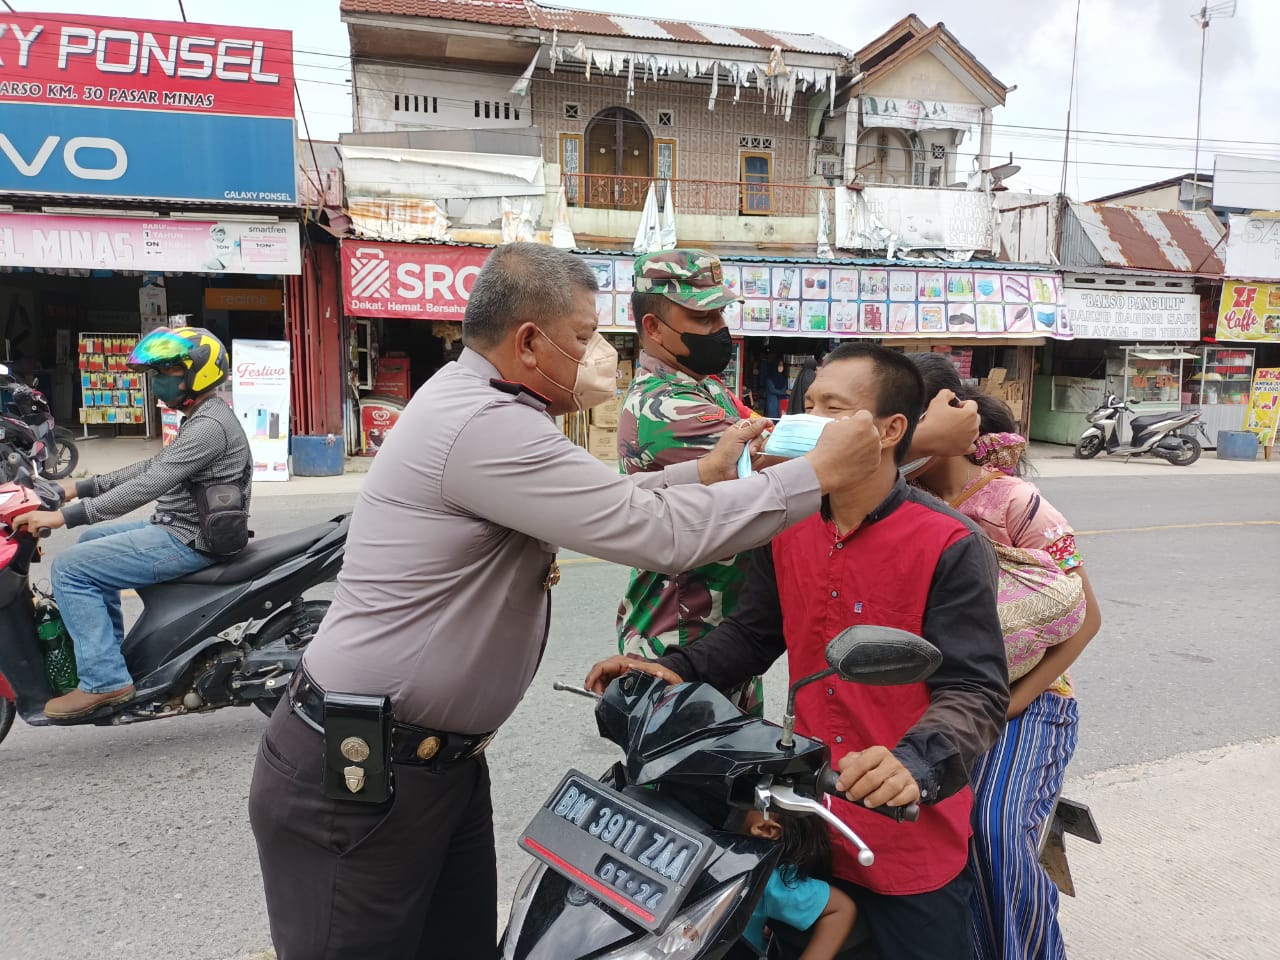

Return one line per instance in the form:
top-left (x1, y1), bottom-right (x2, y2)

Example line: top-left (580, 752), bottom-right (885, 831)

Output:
top-left (321, 692), bottom-right (394, 804)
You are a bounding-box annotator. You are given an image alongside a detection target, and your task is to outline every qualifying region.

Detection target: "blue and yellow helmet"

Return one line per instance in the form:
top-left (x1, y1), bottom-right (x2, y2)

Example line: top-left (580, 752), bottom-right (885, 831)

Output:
top-left (128, 326), bottom-right (229, 404)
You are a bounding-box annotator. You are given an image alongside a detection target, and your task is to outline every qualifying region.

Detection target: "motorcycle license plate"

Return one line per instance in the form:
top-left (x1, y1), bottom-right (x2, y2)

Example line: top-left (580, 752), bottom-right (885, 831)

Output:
top-left (518, 770), bottom-right (713, 932)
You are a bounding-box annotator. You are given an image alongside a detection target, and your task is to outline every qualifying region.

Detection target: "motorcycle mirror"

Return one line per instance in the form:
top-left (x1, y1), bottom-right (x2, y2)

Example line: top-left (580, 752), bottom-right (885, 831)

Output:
top-left (824, 626), bottom-right (943, 687)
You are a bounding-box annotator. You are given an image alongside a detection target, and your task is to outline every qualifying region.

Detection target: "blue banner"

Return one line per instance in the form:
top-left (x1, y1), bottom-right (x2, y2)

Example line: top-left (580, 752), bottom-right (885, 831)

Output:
top-left (0, 102), bottom-right (296, 204)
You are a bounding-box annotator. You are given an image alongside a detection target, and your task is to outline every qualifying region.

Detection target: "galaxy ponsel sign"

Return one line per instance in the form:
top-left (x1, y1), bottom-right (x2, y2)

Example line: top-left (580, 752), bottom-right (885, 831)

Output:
top-left (342, 241), bottom-right (491, 321)
top-left (0, 14), bottom-right (296, 203)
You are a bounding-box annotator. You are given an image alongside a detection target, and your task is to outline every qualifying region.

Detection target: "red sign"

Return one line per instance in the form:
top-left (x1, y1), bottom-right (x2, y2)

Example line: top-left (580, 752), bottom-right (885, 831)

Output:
top-left (0, 15), bottom-right (293, 117)
top-left (360, 397), bottom-right (405, 455)
top-left (342, 241), bottom-right (491, 321)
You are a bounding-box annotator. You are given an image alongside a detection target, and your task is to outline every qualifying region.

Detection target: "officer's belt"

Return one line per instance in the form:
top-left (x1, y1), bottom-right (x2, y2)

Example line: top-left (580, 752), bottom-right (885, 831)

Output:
top-left (288, 668), bottom-right (495, 768)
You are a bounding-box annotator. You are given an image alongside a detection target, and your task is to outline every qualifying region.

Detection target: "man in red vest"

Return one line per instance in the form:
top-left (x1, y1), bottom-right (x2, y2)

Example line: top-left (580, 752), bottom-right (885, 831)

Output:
top-left (588, 342), bottom-right (1008, 959)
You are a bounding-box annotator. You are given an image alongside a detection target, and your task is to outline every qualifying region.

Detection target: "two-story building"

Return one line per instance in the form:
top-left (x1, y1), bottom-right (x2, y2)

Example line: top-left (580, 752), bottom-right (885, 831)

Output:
top-left (328, 1), bottom-right (1067, 449)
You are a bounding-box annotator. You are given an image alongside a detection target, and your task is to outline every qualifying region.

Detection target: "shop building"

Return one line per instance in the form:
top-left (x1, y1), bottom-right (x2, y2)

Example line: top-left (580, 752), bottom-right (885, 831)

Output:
top-left (0, 13), bottom-right (304, 445)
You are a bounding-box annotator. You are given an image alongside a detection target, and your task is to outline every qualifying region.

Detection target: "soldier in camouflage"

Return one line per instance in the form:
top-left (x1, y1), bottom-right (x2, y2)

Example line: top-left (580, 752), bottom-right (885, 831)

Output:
top-left (616, 249), bottom-right (765, 713)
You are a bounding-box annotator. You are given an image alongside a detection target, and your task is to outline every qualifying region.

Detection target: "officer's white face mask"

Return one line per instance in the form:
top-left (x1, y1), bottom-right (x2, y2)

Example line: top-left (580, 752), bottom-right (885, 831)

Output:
top-left (762, 414), bottom-right (834, 458)
top-left (535, 330), bottom-right (619, 410)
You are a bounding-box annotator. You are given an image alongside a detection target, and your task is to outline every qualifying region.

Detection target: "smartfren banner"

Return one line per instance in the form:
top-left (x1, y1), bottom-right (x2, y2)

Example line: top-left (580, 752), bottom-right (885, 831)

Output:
top-left (0, 14), bottom-right (296, 203)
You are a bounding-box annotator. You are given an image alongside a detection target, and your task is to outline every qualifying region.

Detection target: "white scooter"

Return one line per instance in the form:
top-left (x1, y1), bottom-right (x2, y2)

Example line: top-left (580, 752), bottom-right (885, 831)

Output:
top-left (1074, 394), bottom-right (1209, 465)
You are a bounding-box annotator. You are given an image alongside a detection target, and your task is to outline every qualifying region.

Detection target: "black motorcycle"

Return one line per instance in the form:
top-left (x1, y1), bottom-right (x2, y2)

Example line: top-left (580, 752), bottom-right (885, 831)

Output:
top-left (500, 626), bottom-right (942, 960)
top-left (0, 364), bottom-right (78, 480)
top-left (0, 473), bottom-right (347, 746)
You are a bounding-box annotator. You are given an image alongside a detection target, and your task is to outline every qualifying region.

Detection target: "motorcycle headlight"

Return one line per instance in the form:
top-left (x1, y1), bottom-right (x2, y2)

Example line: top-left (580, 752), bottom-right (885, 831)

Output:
top-left (599, 878), bottom-right (748, 960)
top-left (501, 861), bottom-right (548, 960)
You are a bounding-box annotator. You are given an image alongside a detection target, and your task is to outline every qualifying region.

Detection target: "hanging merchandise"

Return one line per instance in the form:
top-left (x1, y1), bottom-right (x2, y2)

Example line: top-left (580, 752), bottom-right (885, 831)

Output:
top-left (77, 333), bottom-right (149, 436)
top-left (232, 339), bottom-right (292, 483)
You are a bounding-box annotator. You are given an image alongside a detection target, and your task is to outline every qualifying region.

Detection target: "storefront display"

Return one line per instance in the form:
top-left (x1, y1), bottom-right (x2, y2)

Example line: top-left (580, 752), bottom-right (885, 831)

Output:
top-left (1107, 347), bottom-right (1193, 442)
top-left (231, 339), bottom-right (291, 483)
top-left (1242, 368), bottom-right (1280, 454)
top-left (77, 334), bottom-right (148, 437)
top-left (1184, 346), bottom-right (1255, 444)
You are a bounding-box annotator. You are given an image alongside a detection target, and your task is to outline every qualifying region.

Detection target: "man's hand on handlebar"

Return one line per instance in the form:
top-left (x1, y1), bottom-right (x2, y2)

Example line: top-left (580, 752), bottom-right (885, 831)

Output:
top-left (585, 655), bottom-right (684, 695)
top-left (13, 509), bottom-right (64, 536)
top-left (834, 745), bottom-right (921, 809)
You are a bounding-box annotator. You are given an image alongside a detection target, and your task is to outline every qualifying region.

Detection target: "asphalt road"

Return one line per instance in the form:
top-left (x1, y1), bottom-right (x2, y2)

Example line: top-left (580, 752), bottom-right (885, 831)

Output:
top-left (1, 475), bottom-right (1277, 960)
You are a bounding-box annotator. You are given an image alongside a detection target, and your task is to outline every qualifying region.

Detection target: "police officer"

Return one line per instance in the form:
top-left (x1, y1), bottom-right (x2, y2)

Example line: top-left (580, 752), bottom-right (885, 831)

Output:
top-left (248, 242), bottom-right (885, 960)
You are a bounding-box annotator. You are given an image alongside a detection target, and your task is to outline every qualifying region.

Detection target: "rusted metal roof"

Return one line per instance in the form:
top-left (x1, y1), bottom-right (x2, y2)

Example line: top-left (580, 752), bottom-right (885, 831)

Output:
top-left (341, 0), bottom-right (852, 56)
top-left (1065, 202), bottom-right (1225, 275)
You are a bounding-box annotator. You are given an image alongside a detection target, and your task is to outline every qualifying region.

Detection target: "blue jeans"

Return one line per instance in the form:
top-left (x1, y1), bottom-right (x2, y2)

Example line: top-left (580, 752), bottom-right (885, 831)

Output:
top-left (50, 520), bottom-right (213, 693)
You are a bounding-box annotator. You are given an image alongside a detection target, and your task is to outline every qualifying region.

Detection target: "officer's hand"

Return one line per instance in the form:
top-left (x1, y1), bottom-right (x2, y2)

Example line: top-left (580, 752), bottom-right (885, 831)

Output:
top-left (804, 411), bottom-right (882, 494)
top-left (585, 655), bottom-right (684, 695)
top-left (13, 509), bottom-right (65, 536)
top-left (834, 746), bottom-right (921, 809)
top-left (59, 480), bottom-right (79, 502)
top-left (697, 419), bottom-right (771, 485)
top-left (909, 390), bottom-right (980, 458)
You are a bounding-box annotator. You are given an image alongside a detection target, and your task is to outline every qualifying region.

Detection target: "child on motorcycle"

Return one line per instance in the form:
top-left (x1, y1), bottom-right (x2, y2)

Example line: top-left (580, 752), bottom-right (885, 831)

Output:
top-left (732, 807), bottom-right (857, 959)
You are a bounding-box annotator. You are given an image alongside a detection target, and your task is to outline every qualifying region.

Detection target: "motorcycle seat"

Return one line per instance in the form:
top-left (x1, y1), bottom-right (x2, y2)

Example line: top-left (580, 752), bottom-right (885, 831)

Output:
top-left (1129, 412), bottom-right (1184, 431)
top-left (172, 521), bottom-right (339, 585)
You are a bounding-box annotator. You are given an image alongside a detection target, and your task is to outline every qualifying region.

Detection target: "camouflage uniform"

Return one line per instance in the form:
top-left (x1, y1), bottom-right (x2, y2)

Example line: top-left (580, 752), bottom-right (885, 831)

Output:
top-left (616, 250), bottom-right (764, 714)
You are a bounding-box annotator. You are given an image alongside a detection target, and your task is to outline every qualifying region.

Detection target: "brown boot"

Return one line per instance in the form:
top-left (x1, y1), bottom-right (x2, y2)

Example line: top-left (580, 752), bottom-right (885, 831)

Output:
top-left (43, 685), bottom-right (136, 721)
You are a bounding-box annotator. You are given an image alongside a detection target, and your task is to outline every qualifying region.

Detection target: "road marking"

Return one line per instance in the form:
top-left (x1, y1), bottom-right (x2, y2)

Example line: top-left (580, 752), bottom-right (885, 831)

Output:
top-left (1076, 520), bottom-right (1280, 537)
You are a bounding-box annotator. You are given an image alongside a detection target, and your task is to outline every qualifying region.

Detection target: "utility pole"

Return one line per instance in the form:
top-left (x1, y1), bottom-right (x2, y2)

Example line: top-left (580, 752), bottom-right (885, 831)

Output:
top-left (1191, 2), bottom-right (1236, 210)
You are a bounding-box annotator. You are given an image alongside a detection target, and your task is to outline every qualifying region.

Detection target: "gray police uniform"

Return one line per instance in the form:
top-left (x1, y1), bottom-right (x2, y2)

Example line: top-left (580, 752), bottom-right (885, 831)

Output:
top-left (248, 348), bottom-right (820, 960)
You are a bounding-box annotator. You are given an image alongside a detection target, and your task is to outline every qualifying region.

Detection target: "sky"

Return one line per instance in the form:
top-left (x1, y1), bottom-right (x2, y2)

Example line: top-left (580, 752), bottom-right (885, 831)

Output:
top-left (11, 0), bottom-right (1279, 201)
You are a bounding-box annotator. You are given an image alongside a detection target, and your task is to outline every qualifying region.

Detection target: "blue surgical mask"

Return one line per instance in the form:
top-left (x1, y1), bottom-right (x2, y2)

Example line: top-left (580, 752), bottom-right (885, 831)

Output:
top-left (151, 373), bottom-right (186, 407)
top-left (763, 414), bottom-right (834, 459)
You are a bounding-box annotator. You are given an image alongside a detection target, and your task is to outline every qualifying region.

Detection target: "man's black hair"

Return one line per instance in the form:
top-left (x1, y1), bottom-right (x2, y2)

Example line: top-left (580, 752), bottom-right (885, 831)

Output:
top-left (822, 342), bottom-right (925, 464)
top-left (461, 242), bottom-right (598, 350)
top-left (631, 291), bottom-right (672, 336)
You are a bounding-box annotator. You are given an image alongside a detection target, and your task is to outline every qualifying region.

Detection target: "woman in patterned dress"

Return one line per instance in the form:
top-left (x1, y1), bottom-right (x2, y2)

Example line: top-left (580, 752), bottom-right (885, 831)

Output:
top-left (907, 353), bottom-right (1103, 960)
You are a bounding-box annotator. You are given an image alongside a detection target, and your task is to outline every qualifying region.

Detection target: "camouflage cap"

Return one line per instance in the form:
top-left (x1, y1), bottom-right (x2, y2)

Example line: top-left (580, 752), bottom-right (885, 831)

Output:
top-left (633, 249), bottom-right (743, 311)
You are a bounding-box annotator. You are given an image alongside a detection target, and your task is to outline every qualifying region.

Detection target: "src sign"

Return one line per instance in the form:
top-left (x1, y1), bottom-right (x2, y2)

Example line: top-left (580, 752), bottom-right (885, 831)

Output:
top-left (0, 14), bottom-right (295, 203)
top-left (342, 242), bottom-right (491, 321)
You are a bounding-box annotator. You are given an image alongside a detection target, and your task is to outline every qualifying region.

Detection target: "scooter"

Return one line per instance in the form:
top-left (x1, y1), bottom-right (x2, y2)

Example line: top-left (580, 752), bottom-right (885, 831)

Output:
top-left (0, 366), bottom-right (78, 481)
top-left (500, 626), bottom-right (941, 960)
top-left (0, 472), bottom-right (348, 747)
top-left (1074, 393), bottom-right (1209, 465)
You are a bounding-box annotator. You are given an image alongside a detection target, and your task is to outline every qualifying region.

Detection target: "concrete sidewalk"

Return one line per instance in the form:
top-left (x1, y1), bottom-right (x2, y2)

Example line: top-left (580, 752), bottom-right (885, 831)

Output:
top-left (225, 737), bottom-right (1280, 960)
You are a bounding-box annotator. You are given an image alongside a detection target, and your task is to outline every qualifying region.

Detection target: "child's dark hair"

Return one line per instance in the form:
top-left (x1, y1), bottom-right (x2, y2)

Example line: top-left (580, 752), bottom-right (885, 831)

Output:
top-left (777, 811), bottom-right (833, 882)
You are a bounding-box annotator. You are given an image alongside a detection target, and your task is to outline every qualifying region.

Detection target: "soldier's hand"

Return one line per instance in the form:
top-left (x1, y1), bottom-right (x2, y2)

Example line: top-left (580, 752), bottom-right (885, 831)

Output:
top-left (697, 419), bottom-right (771, 485)
top-left (585, 655), bottom-right (684, 695)
top-left (834, 746), bottom-right (921, 809)
top-left (909, 390), bottom-right (980, 458)
top-left (804, 411), bottom-right (882, 494)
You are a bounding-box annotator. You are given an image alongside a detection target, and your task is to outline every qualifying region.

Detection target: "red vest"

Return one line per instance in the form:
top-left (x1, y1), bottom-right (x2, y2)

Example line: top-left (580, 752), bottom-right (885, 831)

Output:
top-left (772, 506), bottom-right (974, 895)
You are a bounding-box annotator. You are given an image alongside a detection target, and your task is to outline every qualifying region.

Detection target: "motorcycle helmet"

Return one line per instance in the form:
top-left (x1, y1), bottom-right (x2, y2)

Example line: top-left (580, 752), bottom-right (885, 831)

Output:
top-left (128, 326), bottom-right (229, 408)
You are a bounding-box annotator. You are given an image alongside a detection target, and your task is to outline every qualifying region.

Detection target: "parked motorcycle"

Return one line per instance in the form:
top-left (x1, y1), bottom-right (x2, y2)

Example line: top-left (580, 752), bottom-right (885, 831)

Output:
top-left (1074, 393), bottom-right (1209, 465)
top-left (0, 472), bottom-right (348, 747)
top-left (0, 364), bottom-right (78, 481)
top-left (501, 626), bottom-right (942, 960)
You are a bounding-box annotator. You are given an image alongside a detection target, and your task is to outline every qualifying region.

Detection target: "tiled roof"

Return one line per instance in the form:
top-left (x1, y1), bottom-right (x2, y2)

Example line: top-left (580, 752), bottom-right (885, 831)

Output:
top-left (340, 0), bottom-right (535, 28)
top-left (341, 0), bottom-right (851, 56)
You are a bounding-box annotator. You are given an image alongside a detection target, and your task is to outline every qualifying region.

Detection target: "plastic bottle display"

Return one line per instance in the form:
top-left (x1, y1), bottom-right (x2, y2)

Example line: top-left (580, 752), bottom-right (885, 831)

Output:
top-left (35, 597), bottom-right (79, 694)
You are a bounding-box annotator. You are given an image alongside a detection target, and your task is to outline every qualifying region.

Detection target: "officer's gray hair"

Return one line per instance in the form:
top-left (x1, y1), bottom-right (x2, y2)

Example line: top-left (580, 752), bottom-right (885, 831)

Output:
top-left (462, 243), bottom-right (599, 349)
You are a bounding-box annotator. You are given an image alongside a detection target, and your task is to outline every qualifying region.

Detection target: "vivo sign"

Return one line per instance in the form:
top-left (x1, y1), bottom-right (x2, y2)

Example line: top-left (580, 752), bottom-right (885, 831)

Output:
top-left (0, 14), bottom-right (295, 203)
top-left (0, 134), bottom-right (126, 180)
top-left (342, 242), bottom-right (491, 320)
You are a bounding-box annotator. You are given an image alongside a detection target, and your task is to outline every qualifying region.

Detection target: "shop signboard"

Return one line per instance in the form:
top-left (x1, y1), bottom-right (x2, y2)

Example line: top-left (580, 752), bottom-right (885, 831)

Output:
top-left (1242, 368), bottom-right (1280, 446)
top-left (340, 241), bottom-right (1071, 339)
top-left (231, 339), bottom-right (291, 482)
top-left (204, 287), bottom-right (285, 311)
top-left (835, 186), bottom-right (999, 254)
top-left (1224, 215), bottom-right (1280, 281)
top-left (1215, 281), bottom-right (1280, 342)
top-left (1065, 288), bottom-right (1200, 340)
top-left (341, 241), bottom-right (489, 320)
top-left (0, 14), bottom-right (295, 203)
top-left (860, 96), bottom-right (984, 132)
top-left (0, 212), bottom-right (301, 274)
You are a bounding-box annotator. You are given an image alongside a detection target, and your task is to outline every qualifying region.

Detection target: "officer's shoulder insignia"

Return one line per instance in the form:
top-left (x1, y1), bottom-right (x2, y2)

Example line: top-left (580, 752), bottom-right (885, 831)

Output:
top-left (695, 408), bottom-right (727, 423)
top-left (490, 378), bottom-right (551, 409)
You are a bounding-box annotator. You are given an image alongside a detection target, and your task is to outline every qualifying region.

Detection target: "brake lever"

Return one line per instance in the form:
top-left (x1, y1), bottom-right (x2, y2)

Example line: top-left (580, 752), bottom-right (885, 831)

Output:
top-left (756, 782), bottom-right (875, 867)
top-left (552, 681), bottom-right (602, 702)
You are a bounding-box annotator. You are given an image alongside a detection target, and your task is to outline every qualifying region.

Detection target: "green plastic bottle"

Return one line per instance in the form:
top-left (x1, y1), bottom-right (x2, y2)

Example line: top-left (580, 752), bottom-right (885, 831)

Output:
top-left (35, 598), bottom-right (78, 694)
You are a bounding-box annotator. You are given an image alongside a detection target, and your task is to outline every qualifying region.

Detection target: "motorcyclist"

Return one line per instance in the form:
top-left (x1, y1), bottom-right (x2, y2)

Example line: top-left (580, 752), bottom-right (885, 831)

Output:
top-left (15, 326), bottom-right (252, 721)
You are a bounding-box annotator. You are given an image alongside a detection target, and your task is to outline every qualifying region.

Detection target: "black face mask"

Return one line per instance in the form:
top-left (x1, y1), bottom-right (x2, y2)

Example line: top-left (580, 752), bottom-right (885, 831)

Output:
top-left (663, 321), bottom-right (733, 376)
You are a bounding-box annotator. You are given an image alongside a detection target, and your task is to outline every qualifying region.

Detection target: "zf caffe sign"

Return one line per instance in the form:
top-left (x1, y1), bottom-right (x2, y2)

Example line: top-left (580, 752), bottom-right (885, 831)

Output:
top-left (1215, 281), bottom-right (1280, 342)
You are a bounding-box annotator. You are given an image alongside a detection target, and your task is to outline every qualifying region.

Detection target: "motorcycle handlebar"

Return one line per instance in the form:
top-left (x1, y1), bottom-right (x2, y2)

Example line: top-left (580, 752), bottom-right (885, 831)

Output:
top-left (816, 765), bottom-right (920, 823)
